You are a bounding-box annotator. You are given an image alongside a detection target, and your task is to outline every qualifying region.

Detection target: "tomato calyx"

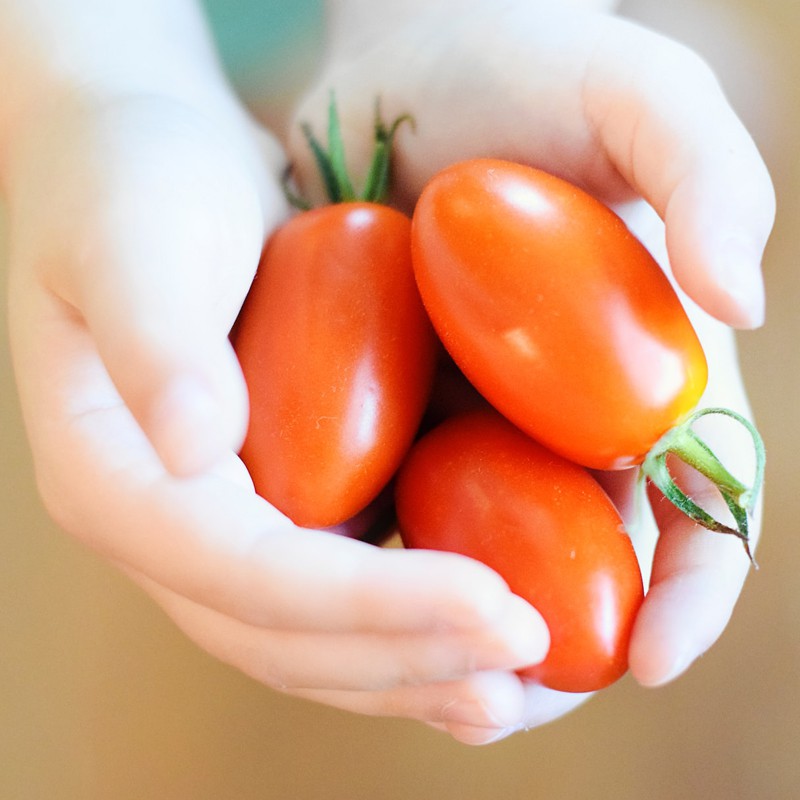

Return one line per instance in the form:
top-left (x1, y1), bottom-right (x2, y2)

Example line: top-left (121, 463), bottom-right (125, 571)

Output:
top-left (642, 407), bottom-right (765, 566)
top-left (286, 92), bottom-right (414, 209)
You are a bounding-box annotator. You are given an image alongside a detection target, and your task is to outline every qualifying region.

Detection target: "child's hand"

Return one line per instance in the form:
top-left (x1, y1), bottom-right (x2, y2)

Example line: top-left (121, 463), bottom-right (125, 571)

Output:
top-left (290, 0), bottom-right (774, 734)
top-left (2, 4), bottom-right (549, 747)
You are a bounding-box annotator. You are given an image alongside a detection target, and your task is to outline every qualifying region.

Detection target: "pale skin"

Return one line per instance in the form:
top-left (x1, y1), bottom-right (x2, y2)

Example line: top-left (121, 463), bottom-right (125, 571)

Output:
top-left (0, 0), bottom-right (774, 746)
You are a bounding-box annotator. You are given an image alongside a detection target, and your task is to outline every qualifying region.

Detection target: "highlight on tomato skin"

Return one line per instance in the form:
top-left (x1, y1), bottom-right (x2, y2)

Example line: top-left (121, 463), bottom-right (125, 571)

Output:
top-left (395, 409), bottom-right (645, 694)
top-left (410, 157), bottom-right (709, 471)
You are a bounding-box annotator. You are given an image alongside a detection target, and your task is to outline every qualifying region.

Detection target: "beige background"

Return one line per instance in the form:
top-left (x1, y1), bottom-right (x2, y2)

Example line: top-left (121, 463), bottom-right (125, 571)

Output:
top-left (2, 0), bottom-right (798, 797)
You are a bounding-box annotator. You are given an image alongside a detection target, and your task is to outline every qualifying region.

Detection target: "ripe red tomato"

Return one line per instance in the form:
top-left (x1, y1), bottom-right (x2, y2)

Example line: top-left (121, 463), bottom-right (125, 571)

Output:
top-left (234, 202), bottom-right (436, 528)
top-left (411, 158), bottom-right (709, 470)
top-left (395, 410), bottom-right (645, 693)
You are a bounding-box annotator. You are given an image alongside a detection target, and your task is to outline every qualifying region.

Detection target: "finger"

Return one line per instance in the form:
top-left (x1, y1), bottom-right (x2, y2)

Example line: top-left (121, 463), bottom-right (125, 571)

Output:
top-left (11, 97), bottom-right (286, 475)
top-left (68, 104), bottom-right (275, 476)
top-left (582, 19), bottom-right (775, 329)
top-left (629, 409), bottom-right (761, 687)
top-left (628, 310), bottom-right (761, 685)
top-left (84, 445), bottom-right (542, 640)
top-left (519, 682), bottom-right (595, 730)
top-left (630, 477), bottom-right (760, 686)
top-left (290, 671), bottom-right (530, 742)
top-left (130, 573), bottom-right (549, 691)
top-left (432, 682), bottom-right (594, 745)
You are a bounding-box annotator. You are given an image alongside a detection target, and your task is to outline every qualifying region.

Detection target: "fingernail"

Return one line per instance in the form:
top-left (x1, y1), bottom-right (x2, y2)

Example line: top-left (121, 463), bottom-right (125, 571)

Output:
top-left (440, 670), bottom-right (526, 731)
top-left (443, 695), bottom-right (521, 730)
top-left (482, 725), bottom-right (525, 744)
top-left (713, 237), bottom-right (765, 328)
top-left (443, 720), bottom-right (524, 746)
top-left (492, 594), bottom-right (550, 666)
top-left (643, 644), bottom-right (697, 688)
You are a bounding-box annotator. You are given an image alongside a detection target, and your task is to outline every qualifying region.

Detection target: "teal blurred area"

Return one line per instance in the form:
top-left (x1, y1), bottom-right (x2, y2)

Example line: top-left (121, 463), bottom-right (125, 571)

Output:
top-left (199, 0), bottom-right (323, 127)
top-left (199, 0), bottom-right (322, 76)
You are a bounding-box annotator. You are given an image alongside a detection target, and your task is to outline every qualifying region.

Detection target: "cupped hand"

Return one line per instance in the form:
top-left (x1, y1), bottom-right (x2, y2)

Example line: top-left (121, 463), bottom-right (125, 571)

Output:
top-left (4, 87), bottom-right (549, 747)
top-left (289, 0), bottom-right (774, 736)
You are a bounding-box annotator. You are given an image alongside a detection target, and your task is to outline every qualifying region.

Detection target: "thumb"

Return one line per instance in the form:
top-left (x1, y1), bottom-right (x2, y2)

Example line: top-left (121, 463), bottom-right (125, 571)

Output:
top-left (581, 21), bottom-right (775, 329)
top-left (23, 100), bottom-right (287, 475)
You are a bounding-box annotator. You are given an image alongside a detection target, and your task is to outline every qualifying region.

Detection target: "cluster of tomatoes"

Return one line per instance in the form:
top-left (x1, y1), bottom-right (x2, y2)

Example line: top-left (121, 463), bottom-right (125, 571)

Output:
top-left (233, 101), bottom-right (759, 694)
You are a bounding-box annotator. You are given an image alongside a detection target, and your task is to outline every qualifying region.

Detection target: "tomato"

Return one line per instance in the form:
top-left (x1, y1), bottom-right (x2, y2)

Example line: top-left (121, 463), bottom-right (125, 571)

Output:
top-left (234, 202), bottom-right (437, 528)
top-left (395, 410), bottom-right (644, 693)
top-left (411, 158), bottom-right (708, 470)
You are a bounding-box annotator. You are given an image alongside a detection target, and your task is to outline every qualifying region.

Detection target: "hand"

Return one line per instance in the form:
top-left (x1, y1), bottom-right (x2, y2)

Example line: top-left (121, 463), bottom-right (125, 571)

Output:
top-left (3, 26), bottom-right (549, 750)
top-left (289, 0), bottom-right (774, 735)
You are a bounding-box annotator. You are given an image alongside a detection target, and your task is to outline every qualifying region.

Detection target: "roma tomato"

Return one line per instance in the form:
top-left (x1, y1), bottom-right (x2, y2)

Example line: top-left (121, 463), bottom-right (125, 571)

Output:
top-left (395, 410), bottom-right (645, 693)
top-left (234, 202), bottom-right (436, 528)
top-left (411, 158), bottom-right (708, 470)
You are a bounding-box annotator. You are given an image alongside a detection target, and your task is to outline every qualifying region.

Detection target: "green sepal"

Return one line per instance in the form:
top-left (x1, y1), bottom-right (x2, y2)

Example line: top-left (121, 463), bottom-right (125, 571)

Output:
top-left (361, 102), bottom-right (415, 204)
top-left (289, 92), bottom-right (413, 209)
top-left (325, 94), bottom-right (357, 202)
top-left (300, 120), bottom-right (344, 204)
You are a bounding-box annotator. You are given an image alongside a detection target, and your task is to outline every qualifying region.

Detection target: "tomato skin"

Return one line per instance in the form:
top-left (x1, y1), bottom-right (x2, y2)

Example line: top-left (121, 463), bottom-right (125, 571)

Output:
top-left (395, 410), bottom-right (644, 693)
top-left (411, 158), bottom-right (708, 470)
top-left (234, 203), bottom-right (437, 528)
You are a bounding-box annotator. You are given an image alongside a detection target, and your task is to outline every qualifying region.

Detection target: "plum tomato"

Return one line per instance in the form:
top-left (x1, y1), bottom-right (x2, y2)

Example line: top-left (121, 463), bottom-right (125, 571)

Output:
top-left (411, 158), bottom-right (709, 470)
top-left (395, 409), bottom-right (645, 693)
top-left (234, 202), bottom-right (436, 528)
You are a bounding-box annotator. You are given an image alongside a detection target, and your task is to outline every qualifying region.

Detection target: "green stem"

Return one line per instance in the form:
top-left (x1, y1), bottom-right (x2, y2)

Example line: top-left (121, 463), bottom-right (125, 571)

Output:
top-left (641, 407), bottom-right (765, 566)
top-left (325, 92), bottom-right (356, 202)
top-left (289, 92), bottom-right (413, 209)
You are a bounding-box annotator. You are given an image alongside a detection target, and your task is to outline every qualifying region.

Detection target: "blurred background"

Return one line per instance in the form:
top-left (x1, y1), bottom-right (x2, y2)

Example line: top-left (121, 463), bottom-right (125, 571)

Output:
top-left (1, 0), bottom-right (798, 797)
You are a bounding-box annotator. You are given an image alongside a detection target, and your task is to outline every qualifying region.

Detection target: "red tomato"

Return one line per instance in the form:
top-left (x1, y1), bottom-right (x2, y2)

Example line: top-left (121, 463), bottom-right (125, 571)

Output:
top-left (411, 158), bottom-right (708, 470)
top-left (395, 410), bottom-right (645, 693)
top-left (234, 203), bottom-right (437, 528)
